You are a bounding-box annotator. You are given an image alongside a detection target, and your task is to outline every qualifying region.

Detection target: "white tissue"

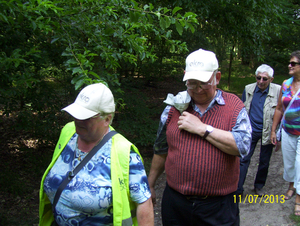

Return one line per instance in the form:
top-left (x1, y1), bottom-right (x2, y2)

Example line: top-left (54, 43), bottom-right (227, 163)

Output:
top-left (163, 91), bottom-right (191, 113)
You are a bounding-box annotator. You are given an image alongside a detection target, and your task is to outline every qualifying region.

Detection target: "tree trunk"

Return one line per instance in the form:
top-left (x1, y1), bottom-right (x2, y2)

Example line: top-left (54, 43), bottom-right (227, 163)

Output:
top-left (228, 45), bottom-right (235, 87)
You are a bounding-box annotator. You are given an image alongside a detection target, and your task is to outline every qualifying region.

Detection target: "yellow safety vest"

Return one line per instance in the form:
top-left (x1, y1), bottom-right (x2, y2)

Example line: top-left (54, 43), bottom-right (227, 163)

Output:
top-left (39, 121), bottom-right (140, 226)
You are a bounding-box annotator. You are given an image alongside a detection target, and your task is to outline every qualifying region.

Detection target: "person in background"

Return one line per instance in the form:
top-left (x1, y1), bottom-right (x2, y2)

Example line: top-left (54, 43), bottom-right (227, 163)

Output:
top-left (39, 83), bottom-right (154, 226)
top-left (271, 50), bottom-right (300, 216)
top-left (148, 49), bottom-right (251, 226)
top-left (237, 64), bottom-right (281, 197)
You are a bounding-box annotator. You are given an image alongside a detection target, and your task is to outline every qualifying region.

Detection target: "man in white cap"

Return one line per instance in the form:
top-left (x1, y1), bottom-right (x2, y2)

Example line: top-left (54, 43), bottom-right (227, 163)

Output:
top-left (238, 64), bottom-right (281, 197)
top-left (148, 49), bottom-right (251, 225)
top-left (39, 83), bottom-right (154, 226)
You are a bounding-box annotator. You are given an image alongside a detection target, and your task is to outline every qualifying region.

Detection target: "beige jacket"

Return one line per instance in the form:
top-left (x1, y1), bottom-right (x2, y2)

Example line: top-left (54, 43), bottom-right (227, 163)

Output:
top-left (244, 83), bottom-right (281, 145)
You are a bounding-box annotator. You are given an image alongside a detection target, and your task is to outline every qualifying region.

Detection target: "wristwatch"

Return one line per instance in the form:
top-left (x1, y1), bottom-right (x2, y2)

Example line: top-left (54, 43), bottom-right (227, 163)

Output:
top-left (202, 125), bottom-right (214, 139)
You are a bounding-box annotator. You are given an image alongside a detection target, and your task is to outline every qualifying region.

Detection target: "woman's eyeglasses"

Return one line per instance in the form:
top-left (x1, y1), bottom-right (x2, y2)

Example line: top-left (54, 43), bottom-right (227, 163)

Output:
top-left (82, 114), bottom-right (103, 121)
top-left (256, 76), bottom-right (269, 81)
top-left (289, 62), bottom-right (300, 67)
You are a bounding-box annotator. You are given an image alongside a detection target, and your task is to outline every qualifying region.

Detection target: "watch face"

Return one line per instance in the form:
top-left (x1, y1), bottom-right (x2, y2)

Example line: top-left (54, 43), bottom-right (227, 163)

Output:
top-left (207, 125), bottom-right (213, 133)
top-left (203, 125), bottom-right (213, 139)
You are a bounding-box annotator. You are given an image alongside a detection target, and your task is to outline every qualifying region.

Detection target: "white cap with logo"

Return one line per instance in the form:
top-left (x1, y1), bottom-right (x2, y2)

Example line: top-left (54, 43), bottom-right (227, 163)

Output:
top-left (62, 83), bottom-right (115, 120)
top-left (183, 49), bottom-right (219, 83)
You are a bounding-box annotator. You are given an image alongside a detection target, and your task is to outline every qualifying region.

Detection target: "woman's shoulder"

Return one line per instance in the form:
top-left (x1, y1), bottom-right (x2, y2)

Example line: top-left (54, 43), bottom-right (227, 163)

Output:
top-left (282, 77), bottom-right (293, 92)
top-left (283, 77), bottom-right (293, 86)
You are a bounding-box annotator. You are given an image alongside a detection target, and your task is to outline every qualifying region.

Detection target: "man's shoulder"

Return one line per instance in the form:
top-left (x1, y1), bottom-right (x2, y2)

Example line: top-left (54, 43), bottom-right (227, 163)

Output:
top-left (270, 83), bottom-right (281, 89)
top-left (245, 83), bottom-right (257, 90)
top-left (219, 91), bottom-right (244, 115)
top-left (270, 83), bottom-right (281, 94)
top-left (220, 90), bottom-right (243, 103)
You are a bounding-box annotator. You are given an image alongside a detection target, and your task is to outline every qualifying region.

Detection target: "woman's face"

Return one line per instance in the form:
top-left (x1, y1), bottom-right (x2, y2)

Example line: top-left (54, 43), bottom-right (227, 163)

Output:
top-left (288, 56), bottom-right (300, 77)
top-left (74, 115), bottom-right (110, 143)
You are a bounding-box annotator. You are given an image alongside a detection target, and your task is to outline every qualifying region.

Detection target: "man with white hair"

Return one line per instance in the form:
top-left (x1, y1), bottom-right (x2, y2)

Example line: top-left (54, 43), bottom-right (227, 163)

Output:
top-left (237, 64), bottom-right (281, 197)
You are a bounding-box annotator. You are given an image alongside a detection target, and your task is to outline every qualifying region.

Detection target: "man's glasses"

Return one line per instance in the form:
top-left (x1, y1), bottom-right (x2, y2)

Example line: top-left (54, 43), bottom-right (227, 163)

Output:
top-left (289, 61), bottom-right (300, 67)
top-left (83, 114), bottom-right (102, 121)
top-left (256, 76), bottom-right (269, 81)
top-left (185, 80), bottom-right (214, 90)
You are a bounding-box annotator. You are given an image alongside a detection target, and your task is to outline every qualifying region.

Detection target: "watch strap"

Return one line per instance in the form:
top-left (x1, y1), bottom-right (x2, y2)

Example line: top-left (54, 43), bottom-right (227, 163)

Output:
top-left (202, 130), bottom-right (210, 139)
top-left (202, 125), bottom-right (213, 139)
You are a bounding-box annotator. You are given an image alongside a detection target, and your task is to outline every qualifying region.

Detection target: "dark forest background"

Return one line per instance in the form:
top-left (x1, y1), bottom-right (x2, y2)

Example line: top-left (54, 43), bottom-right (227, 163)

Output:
top-left (1, 0), bottom-right (300, 224)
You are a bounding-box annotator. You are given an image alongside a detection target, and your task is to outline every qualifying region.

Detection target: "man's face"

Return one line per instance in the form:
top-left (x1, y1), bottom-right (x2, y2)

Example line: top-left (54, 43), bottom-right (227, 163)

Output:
top-left (186, 72), bottom-right (220, 105)
top-left (256, 72), bottom-right (273, 91)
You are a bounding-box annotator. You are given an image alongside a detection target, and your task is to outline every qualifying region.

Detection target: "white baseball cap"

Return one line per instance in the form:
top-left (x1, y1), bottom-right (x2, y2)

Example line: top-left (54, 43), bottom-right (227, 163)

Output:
top-left (62, 83), bottom-right (115, 120)
top-left (183, 49), bottom-right (219, 82)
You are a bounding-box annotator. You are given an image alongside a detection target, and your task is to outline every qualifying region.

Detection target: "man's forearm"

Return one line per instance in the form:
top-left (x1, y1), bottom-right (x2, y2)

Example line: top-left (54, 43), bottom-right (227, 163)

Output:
top-left (205, 128), bottom-right (239, 156)
top-left (148, 154), bottom-right (167, 188)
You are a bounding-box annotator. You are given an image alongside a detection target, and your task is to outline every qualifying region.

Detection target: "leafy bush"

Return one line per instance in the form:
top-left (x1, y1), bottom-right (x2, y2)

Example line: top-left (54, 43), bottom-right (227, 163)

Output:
top-left (114, 86), bottom-right (159, 148)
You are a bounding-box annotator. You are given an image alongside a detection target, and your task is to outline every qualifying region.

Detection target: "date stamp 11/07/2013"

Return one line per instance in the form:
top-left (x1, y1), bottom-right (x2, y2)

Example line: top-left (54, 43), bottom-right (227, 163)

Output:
top-left (234, 194), bottom-right (285, 204)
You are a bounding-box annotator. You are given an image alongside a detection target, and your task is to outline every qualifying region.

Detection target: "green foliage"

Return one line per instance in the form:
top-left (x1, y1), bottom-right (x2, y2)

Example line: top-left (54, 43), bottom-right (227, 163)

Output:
top-left (3, 1), bottom-right (300, 224)
top-left (1, 0), bottom-right (300, 154)
top-left (219, 61), bottom-right (254, 95)
top-left (289, 214), bottom-right (300, 225)
top-left (114, 86), bottom-right (159, 147)
top-left (146, 0), bottom-right (299, 87)
top-left (0, 0), bottom-right (197, 146)
top-left (34, 0), bottom-right (198, 89)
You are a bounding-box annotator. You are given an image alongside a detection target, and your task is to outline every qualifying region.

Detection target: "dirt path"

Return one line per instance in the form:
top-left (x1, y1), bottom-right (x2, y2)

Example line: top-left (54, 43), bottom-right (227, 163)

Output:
top-left (152, 145), bottom-right (297, 226)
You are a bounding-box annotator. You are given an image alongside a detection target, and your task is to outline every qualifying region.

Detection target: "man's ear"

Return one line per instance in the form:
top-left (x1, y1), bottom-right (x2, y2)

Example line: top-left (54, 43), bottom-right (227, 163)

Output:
top-left (215, 71), bottom-right (221, 85)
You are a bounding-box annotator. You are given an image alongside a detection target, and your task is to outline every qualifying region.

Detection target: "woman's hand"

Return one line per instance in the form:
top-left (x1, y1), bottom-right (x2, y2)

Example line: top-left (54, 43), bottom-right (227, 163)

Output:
top-left (274, 141), bottom-right (281, 152)
top-left (270, 131), bottom-right (277, 145)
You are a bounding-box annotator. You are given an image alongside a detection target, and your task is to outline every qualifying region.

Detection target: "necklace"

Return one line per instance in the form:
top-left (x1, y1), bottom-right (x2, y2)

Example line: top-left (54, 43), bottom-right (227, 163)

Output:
top-left (74, 140), bottom-right (88, 161)
top-left (77, 149), bottom-right (87, 161)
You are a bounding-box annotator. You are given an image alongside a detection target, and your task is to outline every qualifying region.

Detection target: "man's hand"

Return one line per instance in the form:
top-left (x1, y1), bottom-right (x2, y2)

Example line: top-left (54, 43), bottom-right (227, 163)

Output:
top-left (178, 111), bottom-right (240, 156)
top-left (150, 187), bottom-right (157, 206)
top-left (148, 154), bottom-right (167, 206)
top-left (177, 111), bottom-right (205, 136)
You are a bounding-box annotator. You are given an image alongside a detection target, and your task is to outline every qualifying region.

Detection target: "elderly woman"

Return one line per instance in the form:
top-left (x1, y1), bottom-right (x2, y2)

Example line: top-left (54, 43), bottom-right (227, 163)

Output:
top-left (39, 83), bottom-right (154, 226)
top-left (271, 50), bottom-right (300, 216)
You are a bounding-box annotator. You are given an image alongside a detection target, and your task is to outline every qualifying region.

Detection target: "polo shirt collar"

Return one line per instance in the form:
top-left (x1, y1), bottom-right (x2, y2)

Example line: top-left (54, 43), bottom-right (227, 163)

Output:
top-left (255, 85), bottom-right (269, 94)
